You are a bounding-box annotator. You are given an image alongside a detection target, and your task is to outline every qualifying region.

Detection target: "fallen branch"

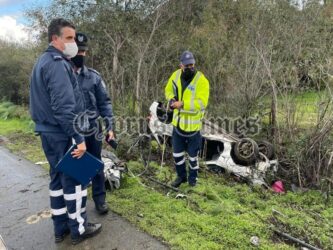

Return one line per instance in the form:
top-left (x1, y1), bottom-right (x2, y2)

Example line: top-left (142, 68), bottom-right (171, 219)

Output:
top-left (273, 229), bottom-right (322, 250)
top-left (272, 208), bottom-right (287, 218)
top-left (145, 176), bottom-right (179, 192)
top-left (252, 211), bottom-right (322, 250)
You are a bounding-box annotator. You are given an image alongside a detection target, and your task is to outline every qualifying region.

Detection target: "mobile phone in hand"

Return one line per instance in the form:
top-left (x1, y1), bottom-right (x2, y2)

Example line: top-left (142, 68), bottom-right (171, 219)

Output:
top-left (105, 134), bottom-right (118, 150)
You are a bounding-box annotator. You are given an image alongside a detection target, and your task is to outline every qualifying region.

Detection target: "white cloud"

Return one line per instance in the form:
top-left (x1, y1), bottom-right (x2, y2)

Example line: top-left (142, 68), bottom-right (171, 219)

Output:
top-left (0, 0), bottom-right (25, 7)
top-left (0, 15), bottom-right (32, 43)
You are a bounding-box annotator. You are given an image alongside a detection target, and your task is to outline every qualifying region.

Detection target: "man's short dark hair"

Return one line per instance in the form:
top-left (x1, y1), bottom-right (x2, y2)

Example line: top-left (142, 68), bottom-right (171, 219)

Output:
top-left (48, 18), bottom-right (75, 42)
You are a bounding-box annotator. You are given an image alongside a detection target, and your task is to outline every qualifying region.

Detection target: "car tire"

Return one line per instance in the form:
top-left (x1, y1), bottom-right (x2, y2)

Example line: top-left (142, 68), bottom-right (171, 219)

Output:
top-left (233, 138), bottom-right (259, 165)
top-left (257, 140), bottom-right (275, 160)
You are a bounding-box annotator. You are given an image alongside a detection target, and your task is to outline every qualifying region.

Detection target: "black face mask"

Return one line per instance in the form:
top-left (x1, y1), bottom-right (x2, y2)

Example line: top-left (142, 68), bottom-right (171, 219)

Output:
top-left (183, 67), bottom-right (195, 81)
top-left (71, 55), bottom-right (85, 68)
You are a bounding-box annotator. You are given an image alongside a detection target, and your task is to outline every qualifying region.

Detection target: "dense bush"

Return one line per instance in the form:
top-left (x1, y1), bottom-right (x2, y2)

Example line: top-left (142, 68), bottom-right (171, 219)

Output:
top-left (0, 41), bottom-right (37, 105)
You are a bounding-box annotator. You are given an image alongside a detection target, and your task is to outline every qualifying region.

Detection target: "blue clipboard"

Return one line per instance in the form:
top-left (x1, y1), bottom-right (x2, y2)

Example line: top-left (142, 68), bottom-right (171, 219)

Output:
top-left (56, 144), bottom-right (104, 186)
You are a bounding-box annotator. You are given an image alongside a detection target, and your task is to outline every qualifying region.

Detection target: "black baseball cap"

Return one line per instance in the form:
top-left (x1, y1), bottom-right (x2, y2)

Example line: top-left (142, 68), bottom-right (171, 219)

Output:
top-left (75, 32), bottom-right (88, 51)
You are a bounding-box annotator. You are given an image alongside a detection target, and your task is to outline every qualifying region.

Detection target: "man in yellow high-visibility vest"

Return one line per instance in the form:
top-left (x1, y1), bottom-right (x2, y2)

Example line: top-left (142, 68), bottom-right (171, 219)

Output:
top-left (165, 51), bottom-right (210, 187)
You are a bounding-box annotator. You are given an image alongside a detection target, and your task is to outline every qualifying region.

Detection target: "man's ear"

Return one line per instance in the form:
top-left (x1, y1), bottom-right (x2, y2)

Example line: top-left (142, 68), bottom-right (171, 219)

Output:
top-left (51, 34), bottom-right (59, 43)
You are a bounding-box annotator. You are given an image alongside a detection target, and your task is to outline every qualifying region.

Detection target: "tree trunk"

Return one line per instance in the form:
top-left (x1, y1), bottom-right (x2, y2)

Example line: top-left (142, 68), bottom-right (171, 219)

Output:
top-left (270, 87), bottom-right (277, 141)
top-left (111, 52), bottom-right (118, 102)
top-left (135, 56), bottom-right (143, 115)
top-left (133, 9), bottom-right (161, 116)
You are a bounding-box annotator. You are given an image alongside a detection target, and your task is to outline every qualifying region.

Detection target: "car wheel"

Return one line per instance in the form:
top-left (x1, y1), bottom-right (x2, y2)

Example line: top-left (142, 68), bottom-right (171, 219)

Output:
top-left (257, 140), bottom-right (275, 160)
top-left (233, 138), bottom-right (259, 165)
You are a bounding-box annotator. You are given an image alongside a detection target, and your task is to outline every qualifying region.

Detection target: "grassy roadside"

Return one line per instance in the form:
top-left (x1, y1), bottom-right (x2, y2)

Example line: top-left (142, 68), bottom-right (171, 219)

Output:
top-left (1, 117), bottom-right (332, 249)
top-left (0, 118), bottom-right (46, 164)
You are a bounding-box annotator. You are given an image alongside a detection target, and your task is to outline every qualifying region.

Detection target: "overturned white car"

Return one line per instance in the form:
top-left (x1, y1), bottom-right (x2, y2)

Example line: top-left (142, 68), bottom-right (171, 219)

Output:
top-left (148, 101), bottom-right (278, 185)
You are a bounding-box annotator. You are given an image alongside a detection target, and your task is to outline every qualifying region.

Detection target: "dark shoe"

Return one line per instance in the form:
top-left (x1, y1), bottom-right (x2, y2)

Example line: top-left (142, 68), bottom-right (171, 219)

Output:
top-left (71, 222), bottom-right (102, 245)
top-left (96, 203), bottom-right (109, 215)
top-left (171, 176), bottom-right (187, 188)
top-left (189, 181), bottom-right (196, 187)
top-left (55, 229), bottom-right (70, 243)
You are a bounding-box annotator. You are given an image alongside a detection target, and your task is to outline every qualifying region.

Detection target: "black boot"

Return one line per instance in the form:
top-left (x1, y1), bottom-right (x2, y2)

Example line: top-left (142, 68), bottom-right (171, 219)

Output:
top-left (171, 176), bottom-right (187, 188)
top-left (188, 169), bottom-right (198, 187)
top-left (55, 229), bottom-right (70, 243)
top-left (95, 203), bottom-right (109, 215)
top-left (71, 222), bottom-right (102, 245)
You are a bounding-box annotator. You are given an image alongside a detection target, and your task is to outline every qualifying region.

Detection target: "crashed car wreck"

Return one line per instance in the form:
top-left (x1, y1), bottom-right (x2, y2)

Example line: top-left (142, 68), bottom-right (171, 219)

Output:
top-left (102, 150), bottom-right (126, 191)
top-left (147, 101), bottom-right (278, 185)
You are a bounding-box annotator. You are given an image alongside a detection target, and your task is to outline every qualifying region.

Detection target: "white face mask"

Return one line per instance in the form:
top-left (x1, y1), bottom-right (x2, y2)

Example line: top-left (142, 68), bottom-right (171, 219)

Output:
top-left (63, 42), bottom-right (78, 58)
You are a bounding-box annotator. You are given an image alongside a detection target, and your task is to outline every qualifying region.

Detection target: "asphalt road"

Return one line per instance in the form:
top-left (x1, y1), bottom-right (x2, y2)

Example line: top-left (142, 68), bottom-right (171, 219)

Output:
top-left (0, 146), bottom-right (169, 250)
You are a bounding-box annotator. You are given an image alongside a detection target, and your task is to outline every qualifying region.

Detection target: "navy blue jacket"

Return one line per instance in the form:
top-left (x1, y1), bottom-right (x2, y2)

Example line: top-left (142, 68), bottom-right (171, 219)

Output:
top-left (29, 46), bottom-right (85, 144)
top-left (76, 66), bottom-right (113, 131)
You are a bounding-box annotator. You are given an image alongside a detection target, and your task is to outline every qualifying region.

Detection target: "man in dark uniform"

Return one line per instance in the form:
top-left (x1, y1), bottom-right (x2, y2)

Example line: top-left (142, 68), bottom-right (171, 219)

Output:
top-left (71, 32), bottom-right (115, 214)
top-left (29, 19), bottom-right (101, 245)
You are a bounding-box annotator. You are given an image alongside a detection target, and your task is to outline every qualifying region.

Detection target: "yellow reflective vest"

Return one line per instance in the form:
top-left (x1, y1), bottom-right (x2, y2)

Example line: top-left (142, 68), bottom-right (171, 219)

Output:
top-left (165, 69), bottom-right (209, 132)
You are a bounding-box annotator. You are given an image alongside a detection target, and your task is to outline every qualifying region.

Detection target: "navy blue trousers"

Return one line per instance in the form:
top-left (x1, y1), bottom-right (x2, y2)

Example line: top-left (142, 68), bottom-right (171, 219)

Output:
top-left (84, 130), bottom-right (106, 206)
top-left (40, 132), bottom-right (88, 239)
top-left (172, 128), bottom-right (202, 184)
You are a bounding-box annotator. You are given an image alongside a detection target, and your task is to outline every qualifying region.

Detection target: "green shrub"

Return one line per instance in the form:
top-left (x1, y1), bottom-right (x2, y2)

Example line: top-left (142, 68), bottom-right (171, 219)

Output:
top-left (0, 101), bottom-right (30, 120)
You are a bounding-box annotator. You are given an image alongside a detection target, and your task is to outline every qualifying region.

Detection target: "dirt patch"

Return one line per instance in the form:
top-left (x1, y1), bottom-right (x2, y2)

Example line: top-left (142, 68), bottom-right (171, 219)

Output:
top-left (0, 135), bottom-right (9, 145)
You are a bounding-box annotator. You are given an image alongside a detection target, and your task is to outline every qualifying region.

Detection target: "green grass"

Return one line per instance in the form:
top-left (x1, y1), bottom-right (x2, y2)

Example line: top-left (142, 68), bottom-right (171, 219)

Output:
top-left (0, 118), bottom-right (46, 165)
top-left (0, 118), bottom-right (33, 135)
top-left (108, 162), bottom-right (333, 250)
